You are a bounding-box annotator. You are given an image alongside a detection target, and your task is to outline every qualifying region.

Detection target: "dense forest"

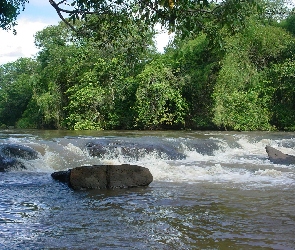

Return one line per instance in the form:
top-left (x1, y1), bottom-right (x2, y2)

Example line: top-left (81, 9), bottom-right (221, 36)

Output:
top-left (1, 0), bottom-right (295, 131)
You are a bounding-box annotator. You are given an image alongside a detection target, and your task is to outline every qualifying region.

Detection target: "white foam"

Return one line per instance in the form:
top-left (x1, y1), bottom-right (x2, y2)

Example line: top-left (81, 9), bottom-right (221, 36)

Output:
top-left (255, 169), bottom-right (282, 177)
top-left (3, 134), bottom-right (295, 188)
top-left (63, 143), bottom-right (86, 156)
top-left (137, 158), bottom-right (295, 188)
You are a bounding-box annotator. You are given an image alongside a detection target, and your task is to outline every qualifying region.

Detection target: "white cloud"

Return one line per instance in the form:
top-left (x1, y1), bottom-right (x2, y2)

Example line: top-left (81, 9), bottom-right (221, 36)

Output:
top-left (0, 18), bottom-right (53, 65)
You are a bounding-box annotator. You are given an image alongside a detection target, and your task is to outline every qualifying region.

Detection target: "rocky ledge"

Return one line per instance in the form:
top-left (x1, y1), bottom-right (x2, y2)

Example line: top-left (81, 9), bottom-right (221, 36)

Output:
top-left (265, 145), bottom-right (295, 165)
top-left (51, 164), bottom-right (153, 190)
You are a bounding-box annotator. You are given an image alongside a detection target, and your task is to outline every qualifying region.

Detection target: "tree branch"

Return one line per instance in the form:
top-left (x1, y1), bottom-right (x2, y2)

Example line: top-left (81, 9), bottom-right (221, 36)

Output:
top-left (49, 0), bottom-right (77, 31)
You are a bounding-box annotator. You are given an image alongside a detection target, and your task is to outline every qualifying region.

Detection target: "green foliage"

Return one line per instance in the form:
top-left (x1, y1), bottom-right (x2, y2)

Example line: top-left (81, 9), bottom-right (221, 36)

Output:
top-left (0, 0), bottom-right (28, 31)
top-left (264, 59), bottom-right (295, 130)
top-left (280, 12), bottom-right (295, 35)
top-left (244, 19), bottom-right (294, 68)
top-left (51, 0), bottom-right (260, 38)
top-left (0, 58), bottom-right (36, 127)
top-left (135, 60), bottom-right (188, 129)
top-left (258, 0), bottom-right (292, 23)
top-left (64, 59), bottom-right (113, 130)
top-left (30, 17), bottom-right (156, 130)
top-left (35, 82), bottom-right (63, 129)
top-left (213, 18), bottom-right (294, 130)
top-left (2, 2), bottom-right (295, 132)
top-left (16, 99), bottom-right (41, 128)
top-left (65, 84), bottom-right (106, 130)
top-left (213, 85), bottom-right (274, 130)
top-left (168, 34), bottom-right (219, 129)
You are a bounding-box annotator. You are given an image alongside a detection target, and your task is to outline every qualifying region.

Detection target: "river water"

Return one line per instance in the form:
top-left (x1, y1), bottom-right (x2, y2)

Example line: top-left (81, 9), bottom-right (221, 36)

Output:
top-left (0, 130), bottom-right (294, 249)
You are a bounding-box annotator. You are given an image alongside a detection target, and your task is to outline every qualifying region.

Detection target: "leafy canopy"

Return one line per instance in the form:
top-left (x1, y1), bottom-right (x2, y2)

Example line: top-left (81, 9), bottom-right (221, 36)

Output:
top-left (49, 0), bottom-right (261, 36)
top-left (1, 0), bottom-right (264, 36)
top-left (0, 0), bottom-right (28, 31)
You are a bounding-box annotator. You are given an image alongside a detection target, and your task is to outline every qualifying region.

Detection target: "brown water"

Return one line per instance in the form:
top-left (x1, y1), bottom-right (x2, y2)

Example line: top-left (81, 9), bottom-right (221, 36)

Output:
top-left (0, 130), bottom-right (294, 249)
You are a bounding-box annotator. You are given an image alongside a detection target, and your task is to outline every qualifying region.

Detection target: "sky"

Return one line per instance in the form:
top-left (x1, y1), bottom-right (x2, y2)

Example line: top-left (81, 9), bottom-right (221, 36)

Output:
top-left (0, 1), bottom-right (58, 65)
top-left (0, 1), bottom-right (171, 65)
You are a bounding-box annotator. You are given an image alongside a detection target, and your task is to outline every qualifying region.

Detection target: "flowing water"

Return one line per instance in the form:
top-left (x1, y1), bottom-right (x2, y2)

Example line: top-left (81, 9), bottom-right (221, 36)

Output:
top-left (0, 130), bottom-right (294, 249)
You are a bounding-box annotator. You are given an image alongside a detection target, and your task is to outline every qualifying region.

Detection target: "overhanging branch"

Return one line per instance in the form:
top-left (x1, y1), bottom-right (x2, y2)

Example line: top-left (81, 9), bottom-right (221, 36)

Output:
top-left (49, 0), bottom-right (77, 31)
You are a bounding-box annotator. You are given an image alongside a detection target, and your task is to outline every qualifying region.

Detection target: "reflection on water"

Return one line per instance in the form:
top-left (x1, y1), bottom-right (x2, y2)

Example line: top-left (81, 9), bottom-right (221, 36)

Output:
top-left (0, 130), bottom-right (295, 249)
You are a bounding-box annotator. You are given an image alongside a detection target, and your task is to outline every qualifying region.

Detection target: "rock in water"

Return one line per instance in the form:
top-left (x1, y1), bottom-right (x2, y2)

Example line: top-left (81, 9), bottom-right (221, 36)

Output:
top-left (85, 140), bottom-right (186, 160)
top-left (0, 144), bottom-right (39, 171)
top-left (51, 170), bottom-right (71, 183)
top-left (0, 144), bottom-right (38, 160)
top-left (265, 145), bottom-right (295, 165)
top-left (0, 154), bottom-right (25, 172)
top-left (70, 166), bottom-right (107, 190)
top-left (51, 164), bottom-right (153, 190)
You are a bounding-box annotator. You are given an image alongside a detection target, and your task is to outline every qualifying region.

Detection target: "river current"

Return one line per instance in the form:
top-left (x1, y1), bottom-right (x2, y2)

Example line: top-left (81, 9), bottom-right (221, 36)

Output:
top-left (0, 130), bottom-right (294, 249)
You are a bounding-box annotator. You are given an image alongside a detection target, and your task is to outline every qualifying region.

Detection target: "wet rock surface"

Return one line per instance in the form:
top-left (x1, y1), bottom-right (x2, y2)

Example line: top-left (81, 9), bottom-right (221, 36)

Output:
top-left (51, 170), bottom-right (71, 183)
top-left (0, 144), bottom-right (39, 171)
top-left (265, 145), bottom-right (295, 165)
top-left (85, 139), bottom-right (186, 160)
top-left (51, 164), bottom-right (153, 190)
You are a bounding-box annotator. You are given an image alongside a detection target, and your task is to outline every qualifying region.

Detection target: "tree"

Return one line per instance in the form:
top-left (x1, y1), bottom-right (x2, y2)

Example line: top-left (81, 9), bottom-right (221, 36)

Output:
top-left (280, 11), bottom-right (295, 35)
top-left (0, 58), bottom-right (37, 127)
top-left (0, 0), bottom-right (28, 31)
top-left (30, 15), bottom-right (156, 130)
top-left (212, 17), bottom-right (294, 130)
top-left (258, 0), bottom-right (293, 23)
top-left (164, 33), bottom-right (220, 129)
top-left (134, 59), bottom-right (188, 129)
top-left (1, 0), bottom-right (264, 36)
top-left (264, 60), bottom-right (295, 130)
top-left (48, 0), bottom-right (262, 37)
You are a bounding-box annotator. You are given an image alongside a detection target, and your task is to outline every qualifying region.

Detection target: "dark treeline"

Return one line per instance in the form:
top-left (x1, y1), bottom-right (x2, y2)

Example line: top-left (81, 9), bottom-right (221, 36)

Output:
top-left (1, 4), bottom-right (295, 131)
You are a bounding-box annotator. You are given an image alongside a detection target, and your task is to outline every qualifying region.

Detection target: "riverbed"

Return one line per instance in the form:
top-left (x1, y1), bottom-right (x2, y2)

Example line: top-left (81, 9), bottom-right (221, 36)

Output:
top-left (0, 130), bottom-right (294, 249)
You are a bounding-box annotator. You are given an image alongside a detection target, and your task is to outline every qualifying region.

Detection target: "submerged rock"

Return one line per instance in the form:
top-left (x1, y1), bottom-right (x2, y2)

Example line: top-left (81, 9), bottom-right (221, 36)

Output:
top-left (265, 145), bottom-right (295, 165)
top-left (85, 140), bottom-right (186, 160)
top-left (0, 144), bottom-right (38, 160)
top-left (0, 154), bottom-right (25, 171)
top-left (0, 144), bottom-right (39, 171)
top-left (51, 164), bottom-right (153, 190)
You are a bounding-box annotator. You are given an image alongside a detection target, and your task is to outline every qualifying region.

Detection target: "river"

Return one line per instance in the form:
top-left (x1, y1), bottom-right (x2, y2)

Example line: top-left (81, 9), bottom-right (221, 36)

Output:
top-left (0, 130), bottom-right (294, 249)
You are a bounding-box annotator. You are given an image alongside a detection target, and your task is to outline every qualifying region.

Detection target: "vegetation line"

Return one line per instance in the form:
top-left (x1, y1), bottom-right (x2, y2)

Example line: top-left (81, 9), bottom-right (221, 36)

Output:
top-left (0, 0), bottom-right (295, 131)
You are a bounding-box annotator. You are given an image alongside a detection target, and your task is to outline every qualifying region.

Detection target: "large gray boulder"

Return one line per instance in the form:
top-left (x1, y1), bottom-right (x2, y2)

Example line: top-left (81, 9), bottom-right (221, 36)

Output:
top-left (265, 145), bottom-right (295, 165)
top-left (51, 164), bottom-right (153, 190)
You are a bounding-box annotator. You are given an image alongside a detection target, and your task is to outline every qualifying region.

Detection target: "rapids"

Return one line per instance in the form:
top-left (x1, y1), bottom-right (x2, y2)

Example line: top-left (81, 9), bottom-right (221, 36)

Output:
top-left (0, 130), bottom-right (294, 249)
